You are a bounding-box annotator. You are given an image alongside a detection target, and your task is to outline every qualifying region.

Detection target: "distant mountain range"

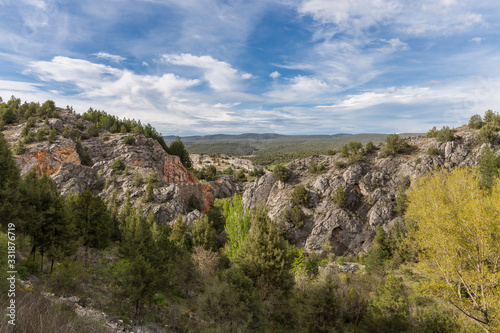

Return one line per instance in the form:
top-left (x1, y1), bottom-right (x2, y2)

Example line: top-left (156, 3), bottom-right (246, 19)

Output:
top-left (164, 132), bottom-right (423, 142)
top-left (164, 132), bottom-right (424, 159)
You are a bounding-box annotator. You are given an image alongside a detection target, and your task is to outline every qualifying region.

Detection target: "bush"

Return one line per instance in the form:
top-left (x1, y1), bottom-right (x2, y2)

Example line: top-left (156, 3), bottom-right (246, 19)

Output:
top-left (333, 186), bottom-right (347, 207)
top-left (124, 135), bottom-right (135, 145)
top-left (236, 169), bottom-right (247, 181)
top-left (282, 205), bottom-right (305, 228)
top-left (427, 145), bottom-right (438, 156)
top-left (291, 185), bottom-right (310, 206)
top-left (12, 140), bottom-right (26, 155)
top-left (83, 124), bottom-right (100, 138)
top-left (428, 126), bottom-right (456, 142)
top-left (273, 164), bottom-right (289, 181)
top-left (478, 123), bottom-right (496, 145)
top-left (309, 162), bottom-right (326, 174)
top-left (468, 114), bottom-right (484, 129)
top-left (381, 134), bottom-right (408, 157)
top-left (111, 157), bottom-right (126, 173)
top-left (435, 126), bottom-right (455, 142)
top-left (188, 194), bottom-right (202, 212)
top-left (426, 126), bottom-right (438, 138)
top-left (223, 167), bottom-right (234, 175)
top-left (334, 160), bottom-right (347, 169)
top-left (75, 140), bottom-right (92, 166)
top-left (365, 141), bottom-right (376, 153)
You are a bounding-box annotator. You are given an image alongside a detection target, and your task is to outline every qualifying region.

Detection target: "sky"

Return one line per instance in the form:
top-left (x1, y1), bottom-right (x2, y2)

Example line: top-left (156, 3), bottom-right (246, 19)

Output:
top-left (1, 0), bottom-right (500, 136)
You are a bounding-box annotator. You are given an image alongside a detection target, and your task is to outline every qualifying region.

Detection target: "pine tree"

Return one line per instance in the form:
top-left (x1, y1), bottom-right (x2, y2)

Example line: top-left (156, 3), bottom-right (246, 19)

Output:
top-left (235, 206), bottom-right (294, 296)
top-left (478, 145), bottom-right (500, 189)
top-left (22, 172), bottom-right (75, 272)
top-left (66, 189), bottom-right (112, 251)
top-left (143, 178), bottom-right (154, 203)
top-left (169, 214), bottom-right (191, 251)
top-left (191, 215), bottom-right (218, 251)
top-left (0, 132), bottom-right (21, 228)
top-left (168, 136), bottom-right (191, 168)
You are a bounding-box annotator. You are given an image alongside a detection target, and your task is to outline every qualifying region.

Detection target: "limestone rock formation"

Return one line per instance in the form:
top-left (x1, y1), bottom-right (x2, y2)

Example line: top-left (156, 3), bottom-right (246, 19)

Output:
top-left (3, 108), bottom-right (217, 226)
top-left (241, 126), bottom-right (486, 256)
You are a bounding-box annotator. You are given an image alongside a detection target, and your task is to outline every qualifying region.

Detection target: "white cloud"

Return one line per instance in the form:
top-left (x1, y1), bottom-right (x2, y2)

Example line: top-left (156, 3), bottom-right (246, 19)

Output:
top-left (470, 37), bottom-right (484, 43)
top-left (93, 52), bottom-right (126, 63)
top-left (0, 79), bottom-right (42, 92)
top-left (270, 71), bottom-right (281, 79)
top-left (162, 53), bottom-right (252, 91)
top-left (26, 56), bottom-right (200, 106)
top-left (380, 38), bottom-right (409, 52)
top-left (298, 0), bottom-right (484, 36)
top-left (266, 75), bottom-right (330, 102)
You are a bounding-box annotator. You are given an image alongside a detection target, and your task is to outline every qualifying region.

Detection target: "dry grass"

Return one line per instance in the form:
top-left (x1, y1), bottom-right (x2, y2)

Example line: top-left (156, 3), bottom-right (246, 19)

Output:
top-left (0, 289), bottom-right (109, 333)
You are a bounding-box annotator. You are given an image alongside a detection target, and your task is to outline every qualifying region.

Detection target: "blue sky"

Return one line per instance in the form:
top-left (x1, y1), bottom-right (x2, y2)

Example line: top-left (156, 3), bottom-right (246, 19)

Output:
top-left (1, 0), bottom-right (500, 135)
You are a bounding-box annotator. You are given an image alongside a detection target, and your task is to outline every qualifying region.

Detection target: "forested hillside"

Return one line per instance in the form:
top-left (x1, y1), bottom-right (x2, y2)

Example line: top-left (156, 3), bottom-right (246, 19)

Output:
top-left (0, 98), bottom-right (499, 332)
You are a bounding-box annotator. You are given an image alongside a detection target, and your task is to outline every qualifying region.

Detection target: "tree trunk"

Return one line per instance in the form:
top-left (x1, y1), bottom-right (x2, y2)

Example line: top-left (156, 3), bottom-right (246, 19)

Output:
top-left (40, 249), bottom-right (44, 273)
top-left (50, 259), bottom-right (54, 274)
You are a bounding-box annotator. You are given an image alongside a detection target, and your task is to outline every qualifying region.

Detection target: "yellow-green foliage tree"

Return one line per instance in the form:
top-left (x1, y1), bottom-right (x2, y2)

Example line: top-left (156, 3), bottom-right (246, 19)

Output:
top-left (406, 167), bottom-right (500, 331)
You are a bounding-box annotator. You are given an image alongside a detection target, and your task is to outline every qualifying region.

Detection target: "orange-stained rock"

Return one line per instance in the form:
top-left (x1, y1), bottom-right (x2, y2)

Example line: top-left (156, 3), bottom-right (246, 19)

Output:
top-left (16, 141), bottom-right (81, 176)
top-left (200, 183), bottom-right (214, 213)
top-left (163, 154), bottom-right (198, 184)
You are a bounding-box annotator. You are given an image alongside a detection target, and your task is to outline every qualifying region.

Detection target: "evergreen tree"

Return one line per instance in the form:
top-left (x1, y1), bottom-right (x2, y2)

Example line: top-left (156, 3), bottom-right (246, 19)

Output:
top-left (66, 189), bottom-right (112, 251)
top-left (291, 185), bottom-right (310, 206)
top-left (0, 132), bottom-right (21, 228)
top-left (235, 206), bottom-right (294, 296)
top-left (363, 274), bottom-right (410, 332)
top-left (143, 178), bottom-right (154, 203)
top-left (191, 215), bottom-right (218, 252)
top-left (478, 123), bottom-right (497, 145)
top-left (478, 145), bottom-right (500, 189)
top-left (22, 172), bottom-right (75, 272)
top-left (169, 214), bottom-right (191, 251)
top-left (168, 136), bottom-right (191, 168)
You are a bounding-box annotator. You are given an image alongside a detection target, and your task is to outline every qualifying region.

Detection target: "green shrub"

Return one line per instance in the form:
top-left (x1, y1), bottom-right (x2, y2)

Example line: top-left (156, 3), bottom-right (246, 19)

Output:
top-left (133, 172), bottom-right (144, 187)
top-left (478, 123), bottom-right (497, 144)
top-left (282, 205), bottom-right (306, 229)
top-left (333, 186), bottom-right (347, 208)
top-left (83, 124), bottom-right (100, 138)
top-left (427, 145), bottom-right (438, 156)
top-left (24, 129), bottom-right (36, 144)
top-left (381, 134), bottom-right (408, 157)
top-left (188, 194), bottom-right (202, 212)
top-left (12, 140), bottom-right (26, 155)
top-left (334, 160), bottom-right (347, 169)
top-left (273, 164), bottom-right (289, 181)
top-left (291, 185), bottom-right (310, 206)
top-left (309, 162), bottom-right (326, 174)
top-left (426, 126), bottom-right (438, 138)
top-left (124, 135), bottom-right (135, 145)
top-left (365, 141), bottom-right (376, 153)
top-left (236, 169), bottom-right (247, 181)
top-left (435, 126), bottom-right (455, 142)
top-left (468, 114), bottom-right (484, 129)
top-left (111, 157), bottom-right (126, 173)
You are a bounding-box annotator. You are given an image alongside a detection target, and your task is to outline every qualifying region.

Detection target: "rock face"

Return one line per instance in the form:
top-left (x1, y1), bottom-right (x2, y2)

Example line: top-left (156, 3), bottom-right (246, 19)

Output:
top-left (3, 109), bottom-right (217, 226)
top-left (242, 126), bottom-right (485, 256)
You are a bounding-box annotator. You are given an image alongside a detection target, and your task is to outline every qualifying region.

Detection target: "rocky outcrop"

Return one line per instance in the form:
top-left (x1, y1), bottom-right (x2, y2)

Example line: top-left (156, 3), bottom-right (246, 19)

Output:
top-left (3, 109), bottom-right (219, 226)
top-left (16, 139), bottom-right (81, 176)
top-left (242, 126), bottom-right (486, 256)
